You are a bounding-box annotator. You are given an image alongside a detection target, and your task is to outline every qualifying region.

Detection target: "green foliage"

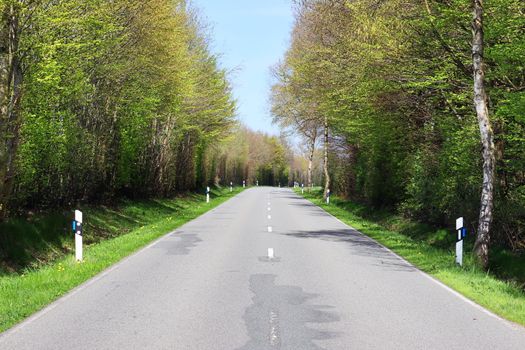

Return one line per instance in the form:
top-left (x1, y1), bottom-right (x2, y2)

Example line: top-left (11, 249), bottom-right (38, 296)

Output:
top-left (276, 0), bottom-right (525, 252)
top-left (1, 0), bottom-right (238, 212)
top-left (212, 126), bottom-right (290, 187)
top-left (0, 1), bottom-right (297, 276)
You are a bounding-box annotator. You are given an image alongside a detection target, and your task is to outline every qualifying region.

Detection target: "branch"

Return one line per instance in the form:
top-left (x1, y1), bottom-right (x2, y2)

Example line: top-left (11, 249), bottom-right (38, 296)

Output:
top-left (424, 0), bottom-right (471, 77)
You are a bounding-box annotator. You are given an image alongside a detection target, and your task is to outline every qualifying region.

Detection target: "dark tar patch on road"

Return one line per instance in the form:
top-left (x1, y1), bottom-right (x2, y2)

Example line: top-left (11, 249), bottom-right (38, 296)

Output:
top-left (237, 274), bottom-right (340, 350)
top-left (152, 234), bottom-right (202, 255)
top-left (258, 256), bottom-right (282, 263)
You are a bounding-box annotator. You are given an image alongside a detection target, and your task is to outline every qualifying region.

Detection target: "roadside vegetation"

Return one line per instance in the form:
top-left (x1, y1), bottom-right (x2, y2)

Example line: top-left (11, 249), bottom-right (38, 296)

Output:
top-left (0, 0), bottom-right (291, 222)
top-left (1, 0), bottom-right (524, 334)
top-left (298, 188), bottom-right (525, 326)
top-left (0, 0), bottom-right (294, 333)
top-left (0, 187), bottom-right (242, 332)
top-left (273, 0), bottom-right (524, 270)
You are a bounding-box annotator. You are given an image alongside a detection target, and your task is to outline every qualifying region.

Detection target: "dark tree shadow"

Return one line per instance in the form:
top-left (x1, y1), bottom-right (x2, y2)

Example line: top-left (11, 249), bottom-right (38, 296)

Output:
top-left (284, 229), bottom-right (417, 273)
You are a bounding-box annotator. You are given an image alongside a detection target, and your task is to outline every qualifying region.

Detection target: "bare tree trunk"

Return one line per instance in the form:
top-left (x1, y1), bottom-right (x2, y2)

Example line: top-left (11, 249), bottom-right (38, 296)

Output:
top-left (0, 3), bottom-right (22, 219)
top-left (472, 0), bottom-right (495, 269)
top-left (307, 135), bottom-right (315, 190)
top-left (323, 115), bottom-right (330, 199)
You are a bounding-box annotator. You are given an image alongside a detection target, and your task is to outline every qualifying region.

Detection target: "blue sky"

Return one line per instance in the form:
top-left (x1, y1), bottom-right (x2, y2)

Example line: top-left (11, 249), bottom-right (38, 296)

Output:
top-left (191, 0), bottom-right (294, 135)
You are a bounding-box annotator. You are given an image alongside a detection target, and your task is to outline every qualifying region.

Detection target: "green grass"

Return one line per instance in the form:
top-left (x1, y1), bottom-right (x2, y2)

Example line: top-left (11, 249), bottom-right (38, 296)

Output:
top-left (0, 187), bottom-right (243, 332)
top-left (298, 188), bottom-right (525, 326)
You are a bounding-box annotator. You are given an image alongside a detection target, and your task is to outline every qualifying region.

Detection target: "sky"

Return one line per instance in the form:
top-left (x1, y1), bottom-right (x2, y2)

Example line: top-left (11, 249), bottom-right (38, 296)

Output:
top-left (191, 0), bottom-right (295, 135)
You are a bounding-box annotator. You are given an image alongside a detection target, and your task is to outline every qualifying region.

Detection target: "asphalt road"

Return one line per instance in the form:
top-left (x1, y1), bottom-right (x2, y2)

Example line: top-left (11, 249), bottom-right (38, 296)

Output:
top-left (1, 187), bottom-right (525, 349)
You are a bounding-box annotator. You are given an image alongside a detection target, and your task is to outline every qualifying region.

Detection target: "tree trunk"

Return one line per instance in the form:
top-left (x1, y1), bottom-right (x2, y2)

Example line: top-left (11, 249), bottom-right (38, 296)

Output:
top-left (323, 115), bottom-right (330, 199)
top-left (0, 3), bottom-right (22, 219)
top-left (472, 0), bottom-right (495, 269)
top-left (307, 136), bottom-right (315, 190)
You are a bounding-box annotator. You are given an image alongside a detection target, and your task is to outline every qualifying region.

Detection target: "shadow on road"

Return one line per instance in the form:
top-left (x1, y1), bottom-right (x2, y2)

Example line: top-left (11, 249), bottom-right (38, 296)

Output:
top-left (284, 229), bottom-right (416, 273)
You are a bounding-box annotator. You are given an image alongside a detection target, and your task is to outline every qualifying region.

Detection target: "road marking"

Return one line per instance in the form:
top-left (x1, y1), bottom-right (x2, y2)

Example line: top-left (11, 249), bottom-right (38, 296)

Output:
top-left (268, 248), bottom-right (274, 259)
top-left (269, 309), bottom-right (281, 347)
top-left (267, 207), bottom-right (271, 211)
top-left (268, 226), bottom-right (273, 233)
top-left (268, 215), bottom-right (271, 220)
top-left (268, 202), bottom-right (271, 206)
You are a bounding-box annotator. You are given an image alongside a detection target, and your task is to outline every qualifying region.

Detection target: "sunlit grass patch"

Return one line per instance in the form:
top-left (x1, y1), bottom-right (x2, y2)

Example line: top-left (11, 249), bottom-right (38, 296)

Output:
top-left (0, 187), bottom-right (243, 332)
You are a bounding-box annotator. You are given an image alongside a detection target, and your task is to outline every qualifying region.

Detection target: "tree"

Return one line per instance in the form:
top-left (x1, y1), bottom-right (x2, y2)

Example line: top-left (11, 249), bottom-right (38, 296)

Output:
top-left (271, 61), bottom-right (320, 189)
top-left (274, 0), bottom-right (525, 257)
top-left (471, 0), bottom-right (495, 269)
top-left (0, 0), bottom-right (25, 218)
top-left (0, 0), bottom-right (240, 218)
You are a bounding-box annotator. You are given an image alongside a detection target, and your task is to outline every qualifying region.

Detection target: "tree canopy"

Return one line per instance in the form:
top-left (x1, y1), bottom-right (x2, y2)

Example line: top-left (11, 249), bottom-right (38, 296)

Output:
top-left (271, 0), bottom-right (525, 262)
top-left (0, 0), bottom-right (293, 218)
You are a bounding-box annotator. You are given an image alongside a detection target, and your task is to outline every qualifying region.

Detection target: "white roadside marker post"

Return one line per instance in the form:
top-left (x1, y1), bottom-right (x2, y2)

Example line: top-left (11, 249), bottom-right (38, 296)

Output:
top-left (243, 180), bottom-right (246, 188)
top-left (206, 186), bottom-right (210, 203)
top-left (268, 248), bottom-right (274, 259)
top-left (301, 183), bottom-right (304, 194)
top-left (73, 210), bottom-right (83, 262)
top-left (455, 217), bottom-right (466, 266)
top-left (230, 181), bottom-right (233, 192)
top-left (326, 189), bottom-right (330, 204)
top-left (256, 180), bottom-right (259, 186)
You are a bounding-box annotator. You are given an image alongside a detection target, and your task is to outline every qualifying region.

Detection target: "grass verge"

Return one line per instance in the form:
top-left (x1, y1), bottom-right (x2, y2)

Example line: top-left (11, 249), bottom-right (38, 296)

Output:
top-left (297, 188), bottom-right (525, 326)
top-left (0, 187), bottom-right (242, 333)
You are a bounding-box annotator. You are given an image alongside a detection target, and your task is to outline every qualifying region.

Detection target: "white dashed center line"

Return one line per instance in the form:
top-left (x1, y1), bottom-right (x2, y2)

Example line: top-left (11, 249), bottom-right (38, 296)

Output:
top-left (269, 309), bottom-right (280, 347)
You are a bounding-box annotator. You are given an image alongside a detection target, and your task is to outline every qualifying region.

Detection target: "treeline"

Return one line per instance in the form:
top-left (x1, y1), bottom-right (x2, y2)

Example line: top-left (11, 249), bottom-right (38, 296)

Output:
top-left (272, 0), bottom-right (524, 264)
top-left (0, 0), bottom-right (242, 217)
top-left (213, 126), bottom-right (291, 187)
top-left (0, 0), bottom-right (295, 219)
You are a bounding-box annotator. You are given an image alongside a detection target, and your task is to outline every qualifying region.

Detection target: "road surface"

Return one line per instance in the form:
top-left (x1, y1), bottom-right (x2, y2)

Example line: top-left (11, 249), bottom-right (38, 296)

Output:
top-left (1, 187), bottom-right (525, 349)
